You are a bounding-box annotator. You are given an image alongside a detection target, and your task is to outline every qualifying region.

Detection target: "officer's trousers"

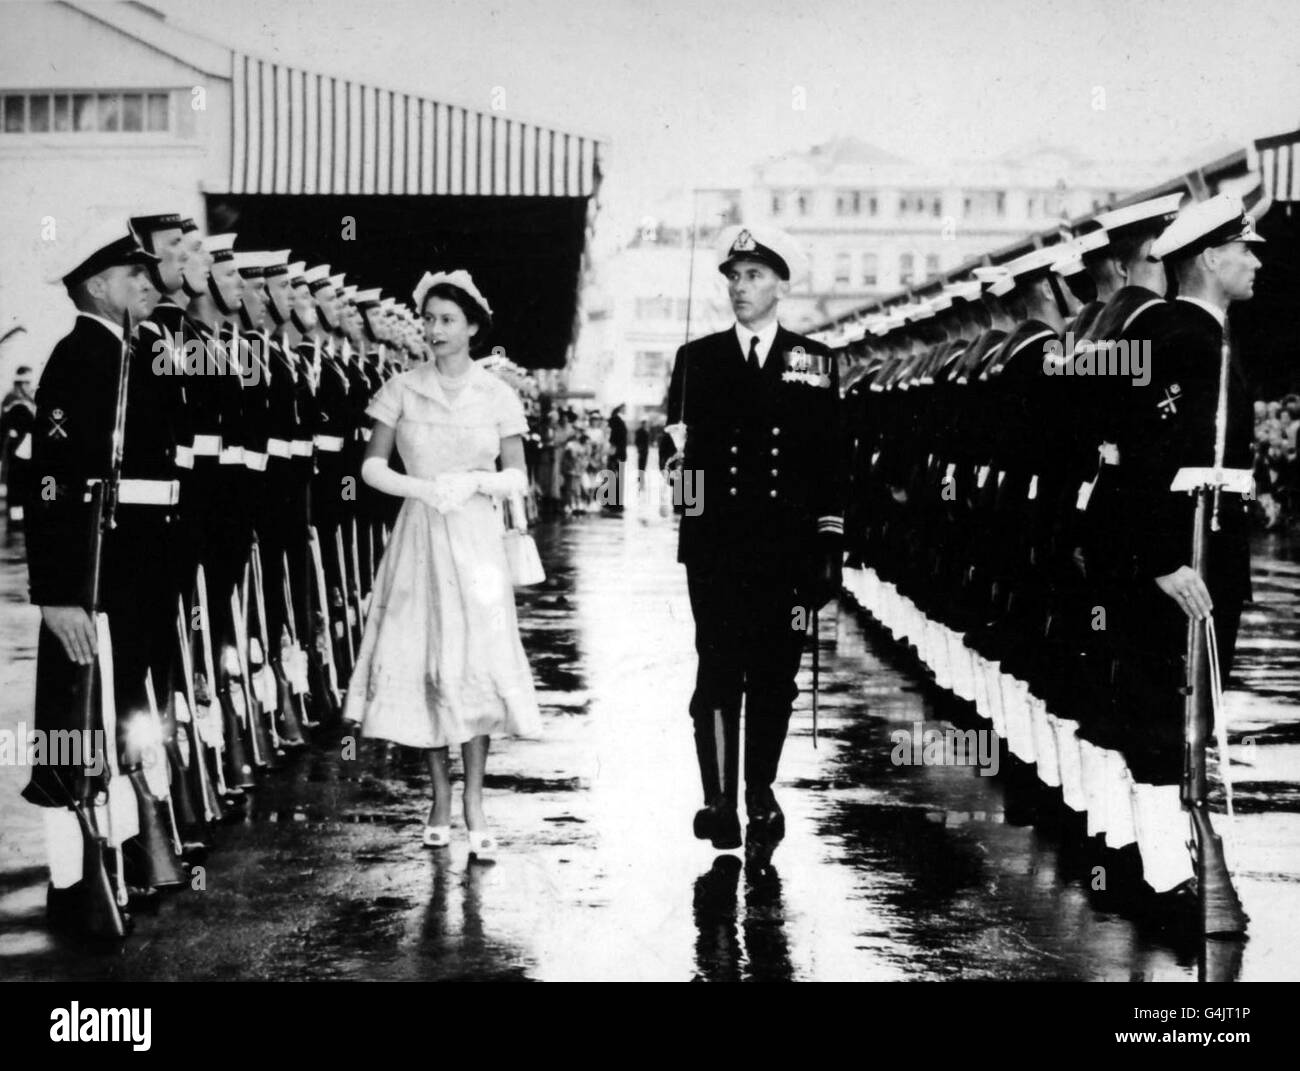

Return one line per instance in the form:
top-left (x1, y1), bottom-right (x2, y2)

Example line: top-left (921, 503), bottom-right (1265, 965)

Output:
top-left (686, 567), bottom-right (807, 802)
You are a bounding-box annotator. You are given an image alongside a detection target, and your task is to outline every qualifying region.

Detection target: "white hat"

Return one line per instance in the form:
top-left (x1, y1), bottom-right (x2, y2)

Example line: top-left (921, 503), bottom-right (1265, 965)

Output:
top-left (204, 233), bottom-right (237, 261)
top-left (303, 264), bottom-right (332, 289)
top-left (1095, 192), bottom-right (1184, 235)
top-left (942, 280), bottom-right (983, 302)
top-left (286, 261), bottom-right (307, 280)
top-left (970, 265), bottom-right (1011, 289)
top-left (327, 273), bottom-right (346, 290)
top-left (412, 269), bottom-right (493, 317)
top-left (353, 288), bottom-right (383, 305)
top-left (43, 218), bottom-right (159, 286)
top-left (1150, 193), bottom-right (1266, 260)
top-left (715, 224), bottom-right (806, 282)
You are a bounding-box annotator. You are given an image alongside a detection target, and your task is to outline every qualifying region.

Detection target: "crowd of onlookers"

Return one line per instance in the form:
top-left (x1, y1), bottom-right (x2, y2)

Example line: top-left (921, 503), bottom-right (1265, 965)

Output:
top-left (1254, 395), bottom-right (1300, 531)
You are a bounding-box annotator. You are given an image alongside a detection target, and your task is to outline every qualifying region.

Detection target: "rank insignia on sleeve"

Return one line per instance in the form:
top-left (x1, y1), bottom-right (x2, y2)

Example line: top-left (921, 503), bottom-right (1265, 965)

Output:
top-left (48, 409), bottom-right (67, 439)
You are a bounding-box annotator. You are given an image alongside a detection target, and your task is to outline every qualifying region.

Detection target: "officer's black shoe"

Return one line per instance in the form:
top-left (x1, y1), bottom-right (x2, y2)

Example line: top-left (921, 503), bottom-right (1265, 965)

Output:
top-left (745, 787), bottom-right (785, 844)
top-left (693, 798), bottom-right (742, 850)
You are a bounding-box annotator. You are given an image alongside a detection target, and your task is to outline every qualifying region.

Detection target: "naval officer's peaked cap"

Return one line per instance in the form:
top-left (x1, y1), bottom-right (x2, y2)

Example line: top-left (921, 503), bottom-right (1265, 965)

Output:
top-left (716, 224), bottom-right (805, 282)
top-left (44, 218), bottom-right (160, 286)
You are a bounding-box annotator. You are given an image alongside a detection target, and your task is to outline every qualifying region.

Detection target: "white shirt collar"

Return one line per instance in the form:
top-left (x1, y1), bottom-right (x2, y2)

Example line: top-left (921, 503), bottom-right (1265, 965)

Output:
top-left (734, 319), bottom-right (780, 368)
top-left (1176, 295), bottom-right (1227, 329)
top-left (77, 311), bottom-right (125, 342)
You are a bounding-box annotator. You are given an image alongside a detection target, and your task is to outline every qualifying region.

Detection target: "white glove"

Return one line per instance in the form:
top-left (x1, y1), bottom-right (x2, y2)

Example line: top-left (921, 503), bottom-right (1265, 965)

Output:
top-left (473, 468), bottom-right (528, 499)
top-left (361, 457), bottom-right (435, 501)
top-left (427, 472), bottom-right (481, 514)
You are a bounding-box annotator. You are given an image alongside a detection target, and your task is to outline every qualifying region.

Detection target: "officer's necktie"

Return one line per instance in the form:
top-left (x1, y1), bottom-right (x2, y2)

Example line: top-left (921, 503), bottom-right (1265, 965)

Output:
top-left (747, 335), bottom-right (760, 375)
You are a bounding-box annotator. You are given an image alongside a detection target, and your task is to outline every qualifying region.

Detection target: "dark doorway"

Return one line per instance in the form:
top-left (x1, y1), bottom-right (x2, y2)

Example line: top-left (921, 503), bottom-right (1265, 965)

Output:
top-left (205, 194), bottom-right (591, 369)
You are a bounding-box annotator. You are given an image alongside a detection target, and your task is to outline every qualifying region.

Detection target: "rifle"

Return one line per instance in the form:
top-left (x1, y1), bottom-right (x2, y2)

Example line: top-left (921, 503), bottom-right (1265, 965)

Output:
top-left (334, 525), bottom-right (357, 669)
top-left (1178, 335), bottom-right (1248, 939)
top-left (68, 309), bottom-right (135, 937)
top-left (249, 540), bottom-right (306, 746)
top-left (279, 549), bottom-right (315, 729)
top-left (230, 581), bottom-right (276, 770)
top-left (348, 516), bottom-right (367, 634)
top-left (174, 597), bottom-right (223, 822)
top-left (190, 565), bottom-right (233, 797)
top-left (306, 526), bottom-right (342, 723)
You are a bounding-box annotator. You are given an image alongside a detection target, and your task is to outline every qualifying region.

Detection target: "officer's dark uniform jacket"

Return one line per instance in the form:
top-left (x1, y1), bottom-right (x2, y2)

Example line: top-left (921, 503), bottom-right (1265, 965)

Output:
top-left (664, 325), bottom-right (845, 587)
top-left (24, 314), bottom-right (181, 807)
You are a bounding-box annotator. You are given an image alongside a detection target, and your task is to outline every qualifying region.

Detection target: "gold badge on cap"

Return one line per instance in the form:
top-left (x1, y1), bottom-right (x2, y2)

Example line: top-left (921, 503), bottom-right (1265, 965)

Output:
top-left (732, 229), bottom-right (756, 253)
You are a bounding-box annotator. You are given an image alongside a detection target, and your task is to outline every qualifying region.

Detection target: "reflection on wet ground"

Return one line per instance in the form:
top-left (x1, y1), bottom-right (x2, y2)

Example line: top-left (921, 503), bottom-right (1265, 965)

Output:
top-left (0, 500), bottom-right (1296, 980)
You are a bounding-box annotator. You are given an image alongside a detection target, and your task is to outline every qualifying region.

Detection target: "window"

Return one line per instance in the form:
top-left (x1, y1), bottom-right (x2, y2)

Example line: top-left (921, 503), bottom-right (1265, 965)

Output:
top-left (634, 297), bottom-right (673, 320)
top-left (0, 90), bottom-right (171, 134)
top-left (925, 253), bottom-right (940, 278)
top-left (899, 253), bottom-right (915, 286)
top-left (634, 351), bottom-right (668, 380)
top-left (861, 253), bottom-right (878, 288)
top-left (868, 195), bottom-right (878, 217)
top-left (898, 191), bottom-right (939, 219)
top-left (836, 190), bottom-right (861, 216)
top-left (834, 252), bottom-right (851, 287)
top-left (795, 189), bottom-right (812, 216)
top-left (771, 191), bottom-right (784, 217)
top-left (963, 190), bottom-right (1008, 220)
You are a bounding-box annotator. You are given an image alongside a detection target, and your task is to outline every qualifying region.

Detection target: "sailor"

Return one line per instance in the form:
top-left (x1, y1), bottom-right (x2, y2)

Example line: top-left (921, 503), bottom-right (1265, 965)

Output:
top-left (25, 220), bottom-right (185, 935)
top-left (1, 364), bottom-right (36, 523)
top-left (663, 223), bottom-right (845, 851)
top-left (1112, 193), bottom-right (1263, 903)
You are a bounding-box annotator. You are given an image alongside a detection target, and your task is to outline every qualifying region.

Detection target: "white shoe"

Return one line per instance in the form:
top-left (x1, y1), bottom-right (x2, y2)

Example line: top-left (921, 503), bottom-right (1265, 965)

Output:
top-left (467, 830), bottom-right (499, 862)
top-left (422, 825), bottom-right (452, 849)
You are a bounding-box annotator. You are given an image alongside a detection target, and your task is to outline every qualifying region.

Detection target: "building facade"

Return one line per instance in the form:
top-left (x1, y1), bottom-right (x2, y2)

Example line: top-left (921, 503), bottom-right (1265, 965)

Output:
top-left (739, 136), bottom-right (1168, 330)
top-left (0, 1), bottom-right (603, 386)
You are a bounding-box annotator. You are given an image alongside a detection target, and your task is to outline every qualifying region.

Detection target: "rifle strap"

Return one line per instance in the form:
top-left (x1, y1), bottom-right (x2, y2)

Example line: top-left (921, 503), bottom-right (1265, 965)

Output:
top-left (1205, 617), bottom-right (1236, 822)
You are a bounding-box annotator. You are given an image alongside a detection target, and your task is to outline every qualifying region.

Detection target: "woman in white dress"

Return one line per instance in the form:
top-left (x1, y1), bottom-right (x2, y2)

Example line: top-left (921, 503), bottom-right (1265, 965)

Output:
top-left (345, 270), bottom-right (541, 860)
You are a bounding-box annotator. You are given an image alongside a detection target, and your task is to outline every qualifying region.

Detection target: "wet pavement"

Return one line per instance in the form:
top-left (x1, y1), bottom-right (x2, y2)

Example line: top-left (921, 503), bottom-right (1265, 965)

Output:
top-left (1, 490), bottom-right (1297, 981)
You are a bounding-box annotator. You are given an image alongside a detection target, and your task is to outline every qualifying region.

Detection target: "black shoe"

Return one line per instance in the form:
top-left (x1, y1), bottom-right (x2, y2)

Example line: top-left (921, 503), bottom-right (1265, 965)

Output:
top-left (180, 841), bottom-right (209, 866)
top-left (1144, 878), bottom-right (1201, 940)
top-left (46, 883), bottom-right (133, 940)
top-left (745, 787), bottom-right (785, 844)
top-left (693, 799), bottom-right (742, 850)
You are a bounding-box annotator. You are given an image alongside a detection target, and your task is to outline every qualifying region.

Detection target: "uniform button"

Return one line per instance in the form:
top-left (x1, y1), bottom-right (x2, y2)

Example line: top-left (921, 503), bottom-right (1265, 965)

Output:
top-left (771, 468), bottom-right (779, 477)
top-left (729, 487), bottom-right (738, 496)
top-left (730, 445), bottom-right (738, 454)
top-left (771, 427), bottom-right (780, 436)
top-left (729, 466), bottom-right (737, 474)
top-left (771, 447), bottom-right (779, 456)
top-left (769, 489), bottom-right (778, 498)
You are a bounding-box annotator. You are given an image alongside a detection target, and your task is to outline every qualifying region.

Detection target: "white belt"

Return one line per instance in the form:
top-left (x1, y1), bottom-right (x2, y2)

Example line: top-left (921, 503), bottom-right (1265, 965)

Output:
top-left (118, 478), bottom-right (180, 506)
top-left (315, 435), bottom-right (344, 453)
top-left (1099, 442), bottom-right (1120, 466)
top-left (174, 445), bottom-right (194, 470)
top-left (291, 439), bottom-right (315, 457)
top-left (1170, 467), bottom-right (1255, 495)
top-left (192, 434), bottom-right (221, 457)
top-left (219, 445), bottom-right (245, 465)
top-left (243, 450), bottom-right (269, 472)
top-left (267, 438), bottom-right (292, 459)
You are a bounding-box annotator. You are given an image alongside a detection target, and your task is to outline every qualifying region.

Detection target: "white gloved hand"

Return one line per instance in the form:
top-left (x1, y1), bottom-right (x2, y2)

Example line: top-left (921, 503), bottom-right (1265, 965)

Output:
top-left (426, 472), bottom-right (481, 514)
top-left (473, 468), bottom-right (528, 499)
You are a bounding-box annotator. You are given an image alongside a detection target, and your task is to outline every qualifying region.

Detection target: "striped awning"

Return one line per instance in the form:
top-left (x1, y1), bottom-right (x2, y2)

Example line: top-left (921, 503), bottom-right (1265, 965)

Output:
top-left (227, 52), bottom-right (603, 197)
top-left (1256, 129), bottom-right (1300, 203)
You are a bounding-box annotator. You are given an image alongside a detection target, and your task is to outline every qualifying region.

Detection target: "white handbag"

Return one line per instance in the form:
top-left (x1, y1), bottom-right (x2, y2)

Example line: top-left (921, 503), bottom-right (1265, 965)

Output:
top-left (502, 492), bottom-right (546, 586)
